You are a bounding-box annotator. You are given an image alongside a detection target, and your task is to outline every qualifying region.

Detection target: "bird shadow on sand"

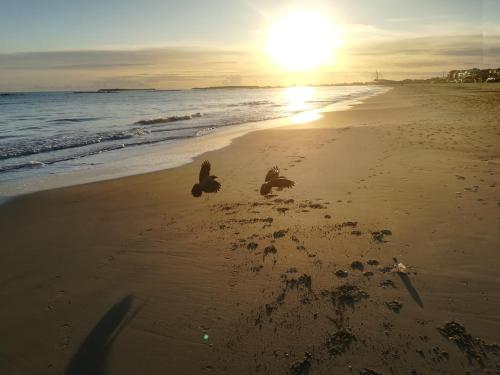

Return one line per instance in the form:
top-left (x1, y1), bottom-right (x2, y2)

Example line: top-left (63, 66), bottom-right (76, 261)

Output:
top-left (65, 294), bottom-right (147, 375)
top-left (397, 273), bottom-right (424, 308)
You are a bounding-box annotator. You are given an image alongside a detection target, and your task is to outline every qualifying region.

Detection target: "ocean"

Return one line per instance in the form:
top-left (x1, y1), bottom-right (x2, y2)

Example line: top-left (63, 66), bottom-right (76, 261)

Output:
top-left (0, 85), bottom-right (388, 199)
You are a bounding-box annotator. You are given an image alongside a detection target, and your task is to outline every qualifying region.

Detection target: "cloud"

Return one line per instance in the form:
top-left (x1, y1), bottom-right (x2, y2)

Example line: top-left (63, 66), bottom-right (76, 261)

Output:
top-left (386, 15), bottom-right (457, 23)
top-left (339, 34), bottom-right (500, 73)
top-left (222, 75), bottom-right (244, 86)
top-left (0, 47), bottom-right (260, 90)
top-left (0, 31), bottom-right (499, 90)
top-left (0, 47), bottom-right (246, 69)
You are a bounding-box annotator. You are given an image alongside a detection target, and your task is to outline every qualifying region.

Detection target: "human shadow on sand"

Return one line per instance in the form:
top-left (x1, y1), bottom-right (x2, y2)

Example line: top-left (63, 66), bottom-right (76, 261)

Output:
top-left (65, 294), bottom-right (144, 375)
top-left (397, 273), bottom-right (424, 308)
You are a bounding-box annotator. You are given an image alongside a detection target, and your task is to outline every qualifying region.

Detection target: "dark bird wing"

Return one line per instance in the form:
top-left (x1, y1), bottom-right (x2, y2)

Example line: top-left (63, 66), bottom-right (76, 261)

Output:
top-left (269, 178), bottom-right (295, 189)
top-left (265, 166), bottom-right (280, 182)
top-left (260, 183), bottom-right (271, 196)
top-left (203, 178), bottom-right (221, 193)
top-left (199, 160), bottom-right (211, 183)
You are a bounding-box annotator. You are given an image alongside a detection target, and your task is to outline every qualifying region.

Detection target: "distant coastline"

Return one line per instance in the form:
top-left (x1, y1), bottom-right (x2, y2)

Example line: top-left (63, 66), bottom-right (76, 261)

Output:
top-left (2, 67), bottom-right (500, 95)
top-left (73, 88), bottom-right (156, 94)
top-left (93, 68), bottom-right (500, 93)
top-left (72, 88), bottom-right (182, 94)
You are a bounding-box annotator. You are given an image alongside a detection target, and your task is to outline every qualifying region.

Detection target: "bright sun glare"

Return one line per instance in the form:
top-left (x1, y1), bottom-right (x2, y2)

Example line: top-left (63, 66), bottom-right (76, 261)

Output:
top-left (284, 87), bottom-right (323, 124)
top-left (267, 11), bottom-right (340, 72)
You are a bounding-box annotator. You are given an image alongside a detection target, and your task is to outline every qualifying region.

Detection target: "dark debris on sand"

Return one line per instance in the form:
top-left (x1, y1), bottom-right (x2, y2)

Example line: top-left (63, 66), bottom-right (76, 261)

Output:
top-left (438, 321), bottom-right (500, 366)
top-left (230, 217), bottom-right (274, 225)
top-left (274, 198), bottom-right (295, 204)
top-left (359, 368), bottom-right (383, 375)
top-left (216, 202), bottom-right (246, 211)
top-left (379, 279), bottom-right (396, 288)
top-left (325, 328), bottom-right (357, 357)
top-left (335, 221), bottom-right (358, 230)
top-left (335, 270), bottom-right (349, 278)
top-left (429, 346), bottom-right (450, 362)
top-left (385, 300), bottom-right (403, 313)
top-left (263, 244), bottom-right (277, 257)
top-left (299, 201), bottom-right (327, 209)
top-left (350, 261), bottom-right (364, 271)
top-left (284, 274), bottom-right (313, 292)
top-left (380, 265), bottom-right (394, 273)
top-left (265, 302), bottom-right (278, 316)
top-left (325, 284), bottom-right (369, 309)
top-left (247, 242), bottom-right (258, 250)
top-left (259, 273), bottom-right (315, 322)
top-left (371, 229), bottom-right (392, 243)
top-left (250, 265), bottom-right (263, 273)
top-left (289, 352), bottom-right (312, 375)
top-left (273, 229), bottom-right (288, 239)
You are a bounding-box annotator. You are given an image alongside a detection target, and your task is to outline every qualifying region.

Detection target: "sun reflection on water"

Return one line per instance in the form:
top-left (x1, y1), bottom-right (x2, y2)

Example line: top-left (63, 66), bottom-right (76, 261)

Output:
top-left (284, 86), bottom-right (323, 124)
top-left (291, 110), bottom-right (322, 124)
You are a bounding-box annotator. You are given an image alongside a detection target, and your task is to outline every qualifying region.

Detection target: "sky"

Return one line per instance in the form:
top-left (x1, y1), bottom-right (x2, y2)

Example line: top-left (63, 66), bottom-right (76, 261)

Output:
top-left (0, 0), bottom-right (499, 91)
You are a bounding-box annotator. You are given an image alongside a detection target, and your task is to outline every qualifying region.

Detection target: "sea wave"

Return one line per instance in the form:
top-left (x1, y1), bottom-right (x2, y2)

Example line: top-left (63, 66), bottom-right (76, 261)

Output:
top-left (135, 112), bottom-right (202, 125)
top-left (0, 134), bottom-right (196, 173)
top-left (0, 93), bottom-right (25, 97)
top-left (50, 117), bottom-right (101, 123)
top-left (0, 111), bottom-right (277, 166)
top-left (0, 86), bottom-right (386, 179)
top-left (195, 127), bottom-right (216, 136)
top-left (227, 100), bottom-right (274, 107)
top-left (0, 127), bottom-right (151, 161)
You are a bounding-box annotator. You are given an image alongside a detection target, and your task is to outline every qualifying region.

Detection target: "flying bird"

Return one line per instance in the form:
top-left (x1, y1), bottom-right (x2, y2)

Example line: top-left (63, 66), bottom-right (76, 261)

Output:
top-left (260, 166), bottom-right (295, 196)
top-left (191, 160), bottom-right (221, 197)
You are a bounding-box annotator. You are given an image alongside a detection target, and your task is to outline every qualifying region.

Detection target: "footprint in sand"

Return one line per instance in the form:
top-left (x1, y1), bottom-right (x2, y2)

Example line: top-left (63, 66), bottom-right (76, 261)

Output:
top-left (56, 323), bottom-right (72, 349)
top-left (47, 290), bottom-right (67, 311)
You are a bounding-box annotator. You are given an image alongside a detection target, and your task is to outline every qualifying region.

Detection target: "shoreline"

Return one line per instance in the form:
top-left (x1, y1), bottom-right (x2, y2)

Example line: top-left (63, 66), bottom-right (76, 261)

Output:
top-left (0, 85), bottom-right (390, 203)
top-left (0, 84), bottom-right (499, 374)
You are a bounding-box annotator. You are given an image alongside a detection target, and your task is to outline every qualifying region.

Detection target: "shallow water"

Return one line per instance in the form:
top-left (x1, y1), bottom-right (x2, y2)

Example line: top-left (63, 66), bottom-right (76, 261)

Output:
top-left (0, 85), bottom-right (388, 198)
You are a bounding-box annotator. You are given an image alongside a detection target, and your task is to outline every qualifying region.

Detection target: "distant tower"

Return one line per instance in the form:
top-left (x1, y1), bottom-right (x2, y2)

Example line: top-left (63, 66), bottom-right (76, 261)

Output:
top-left (375, 70), bottom-right (379, 81)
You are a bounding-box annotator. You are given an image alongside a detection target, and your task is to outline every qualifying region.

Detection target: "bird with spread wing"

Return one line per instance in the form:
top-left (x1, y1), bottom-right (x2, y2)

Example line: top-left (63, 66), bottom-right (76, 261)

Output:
top-left (191, 160), bottom-right (221, 197)
top-left (260, 166), bottom-right (295, 196)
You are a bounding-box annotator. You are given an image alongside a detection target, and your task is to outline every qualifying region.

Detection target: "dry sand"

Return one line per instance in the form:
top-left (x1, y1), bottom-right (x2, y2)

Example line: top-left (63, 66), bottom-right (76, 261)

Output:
top-left (0, 84), bottom-right (499, 374)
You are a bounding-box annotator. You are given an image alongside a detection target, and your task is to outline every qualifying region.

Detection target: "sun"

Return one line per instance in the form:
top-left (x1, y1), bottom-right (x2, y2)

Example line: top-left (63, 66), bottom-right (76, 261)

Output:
top-left (266, 11), bottom-right (340, 72)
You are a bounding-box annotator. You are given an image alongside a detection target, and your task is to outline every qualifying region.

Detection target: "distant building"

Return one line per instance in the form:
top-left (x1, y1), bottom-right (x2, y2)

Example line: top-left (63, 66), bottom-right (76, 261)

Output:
top-left (447, 68), bottom-right (500, 83)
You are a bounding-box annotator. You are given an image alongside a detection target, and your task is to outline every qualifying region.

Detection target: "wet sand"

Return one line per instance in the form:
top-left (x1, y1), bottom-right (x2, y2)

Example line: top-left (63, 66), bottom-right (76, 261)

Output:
top-left (0, 84), bottom-right (499, 374)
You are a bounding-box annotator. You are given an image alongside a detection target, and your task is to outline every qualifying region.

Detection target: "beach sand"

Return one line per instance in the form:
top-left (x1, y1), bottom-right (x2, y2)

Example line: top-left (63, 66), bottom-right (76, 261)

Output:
top-left (1, 84), bottom-right (499, 374)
